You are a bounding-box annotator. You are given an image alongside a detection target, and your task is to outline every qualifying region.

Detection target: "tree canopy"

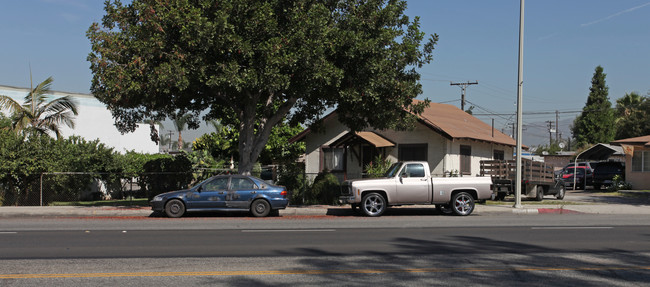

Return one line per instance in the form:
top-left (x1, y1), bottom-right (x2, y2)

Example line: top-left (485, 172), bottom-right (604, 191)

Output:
top-left (571, 66), bottom-right (615, 148)
top-left (87, 0), bottom-right (437, 174)
top-left (614, 92), bottom-right (650, 139)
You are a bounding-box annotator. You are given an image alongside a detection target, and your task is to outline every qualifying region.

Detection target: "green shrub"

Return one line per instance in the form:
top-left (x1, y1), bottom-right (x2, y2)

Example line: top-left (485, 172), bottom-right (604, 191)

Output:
top-left (141, 154), bottom-right (193, 199)
top-left (364, 155), bottom-right (393, 178)
top-left (276, 163), bottom-right (309, 205)
top-left (607, 174), bottom-right (632, 192)
top-left (309, 170), bottom-right (341, 205)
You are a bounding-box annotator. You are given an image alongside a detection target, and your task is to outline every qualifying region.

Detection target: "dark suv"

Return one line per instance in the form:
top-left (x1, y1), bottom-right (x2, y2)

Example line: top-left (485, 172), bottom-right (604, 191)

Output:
top-left (591, 161), bottom-right (625, 190)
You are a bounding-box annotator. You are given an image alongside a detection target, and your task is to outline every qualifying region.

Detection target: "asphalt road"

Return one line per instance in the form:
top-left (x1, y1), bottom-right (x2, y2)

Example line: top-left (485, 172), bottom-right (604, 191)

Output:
top-left (2, 214), bottom-right (650, 286)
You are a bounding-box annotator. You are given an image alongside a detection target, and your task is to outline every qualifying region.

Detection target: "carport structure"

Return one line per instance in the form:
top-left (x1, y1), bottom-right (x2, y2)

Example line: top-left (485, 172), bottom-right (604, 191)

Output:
top-left (575, 143), bottom-right (624, 161)
top-left (571, 143), bottom-right (624, 189)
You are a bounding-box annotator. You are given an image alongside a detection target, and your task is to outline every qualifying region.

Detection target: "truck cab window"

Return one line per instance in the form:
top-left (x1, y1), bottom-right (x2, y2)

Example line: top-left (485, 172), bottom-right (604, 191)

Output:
top-left (404, 164), bottom-right (425, 178)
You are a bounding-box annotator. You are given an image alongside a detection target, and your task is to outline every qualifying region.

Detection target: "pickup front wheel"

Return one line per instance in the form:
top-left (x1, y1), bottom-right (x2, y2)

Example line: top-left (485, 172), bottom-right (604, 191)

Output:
top-left (451, 192), bottom-right (475, 216)
top-left (361, 192), bottom-right (386, 217)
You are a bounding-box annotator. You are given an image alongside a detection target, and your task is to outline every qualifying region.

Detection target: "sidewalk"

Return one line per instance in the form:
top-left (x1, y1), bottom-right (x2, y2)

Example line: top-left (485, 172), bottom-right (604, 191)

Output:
top-left (0, 202), bottom-right (649, 218)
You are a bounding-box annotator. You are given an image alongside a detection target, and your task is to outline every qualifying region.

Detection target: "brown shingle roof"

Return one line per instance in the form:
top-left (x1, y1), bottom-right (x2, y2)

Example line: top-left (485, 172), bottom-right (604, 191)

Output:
top-left (611, 135), bottom-right (650, 146)
top-left (414, 99), bottom-right (516, 147)
top-left (289, 100), bottom-right (516, 147)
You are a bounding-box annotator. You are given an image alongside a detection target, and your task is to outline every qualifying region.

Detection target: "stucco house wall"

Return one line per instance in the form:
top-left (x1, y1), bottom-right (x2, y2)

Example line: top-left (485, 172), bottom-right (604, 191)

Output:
top-left (622, 146), bottom-right (650, 190)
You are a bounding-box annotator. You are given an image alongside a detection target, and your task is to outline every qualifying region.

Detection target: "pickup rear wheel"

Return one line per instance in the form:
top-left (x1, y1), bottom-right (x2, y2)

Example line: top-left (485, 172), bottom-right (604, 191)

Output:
top-left (451, 192), bottom-right (474, 216)
top-left (535, 186), bottom-right (544, 201)
top-left (556, 185), bottom-right (566, 199)
top-left (361, 192), bottom-right (386, 217)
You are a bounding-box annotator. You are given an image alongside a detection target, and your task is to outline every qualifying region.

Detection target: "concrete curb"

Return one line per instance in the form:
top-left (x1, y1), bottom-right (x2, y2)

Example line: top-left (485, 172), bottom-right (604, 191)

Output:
top-left (0, 203), bottom-right (649, 218)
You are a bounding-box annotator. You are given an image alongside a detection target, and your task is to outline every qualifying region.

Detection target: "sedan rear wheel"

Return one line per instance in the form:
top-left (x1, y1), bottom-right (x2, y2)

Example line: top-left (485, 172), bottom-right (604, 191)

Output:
top-left (251, 199), bottom-right (271, 217)
top-left (165, 199), bottom-right (185, 218)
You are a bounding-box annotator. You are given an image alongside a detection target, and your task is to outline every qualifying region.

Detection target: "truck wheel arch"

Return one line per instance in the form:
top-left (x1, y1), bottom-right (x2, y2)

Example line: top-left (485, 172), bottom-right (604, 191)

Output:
top-left (361, 190), bottom-right (389, 205)
top-left (450, 189), bottom-right (478, 200)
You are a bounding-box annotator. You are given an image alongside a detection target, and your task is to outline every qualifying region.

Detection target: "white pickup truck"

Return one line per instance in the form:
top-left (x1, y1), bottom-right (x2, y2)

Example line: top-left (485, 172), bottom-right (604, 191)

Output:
top-left (339, 161), bottom-right (492, 216)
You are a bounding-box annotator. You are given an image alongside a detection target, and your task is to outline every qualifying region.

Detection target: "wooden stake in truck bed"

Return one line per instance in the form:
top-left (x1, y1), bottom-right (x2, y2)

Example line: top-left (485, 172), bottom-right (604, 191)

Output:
top-left (480, 159), bottom-right (566, 201)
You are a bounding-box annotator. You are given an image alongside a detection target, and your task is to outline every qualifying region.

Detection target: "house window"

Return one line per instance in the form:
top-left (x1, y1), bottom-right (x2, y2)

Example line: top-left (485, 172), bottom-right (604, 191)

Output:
top-left (632, 150), bottom-right (650, 172)
top-left (398, 144), bottom-right (427, 161)
top-left (322, 147), bottom-right (345, 171)
top-left (493, 150), bottom-right (504, 160)
top-left (460, 145), bottom-right (471, 175)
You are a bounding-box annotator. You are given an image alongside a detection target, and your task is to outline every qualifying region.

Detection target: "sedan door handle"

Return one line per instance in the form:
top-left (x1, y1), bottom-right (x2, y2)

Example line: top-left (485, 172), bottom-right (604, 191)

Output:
top-left (250, 191), bottom-right (256, 194)
top-left (218, 192), bottom-right (225, 194)
top-left (420, 178), bottom-right (428, 181)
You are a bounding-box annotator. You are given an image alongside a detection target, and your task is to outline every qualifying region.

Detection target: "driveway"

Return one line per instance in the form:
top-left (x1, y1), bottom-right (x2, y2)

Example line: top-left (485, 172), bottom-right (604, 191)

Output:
top-left (565, 189), bottom-right (650, 205)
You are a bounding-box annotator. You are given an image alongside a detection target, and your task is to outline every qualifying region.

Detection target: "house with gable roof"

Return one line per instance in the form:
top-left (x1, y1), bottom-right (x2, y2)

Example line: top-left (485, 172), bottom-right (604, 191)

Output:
top-left (611, 135), bottom-right (650, 189)
top-left (289, 100), bottom-right (517, 180)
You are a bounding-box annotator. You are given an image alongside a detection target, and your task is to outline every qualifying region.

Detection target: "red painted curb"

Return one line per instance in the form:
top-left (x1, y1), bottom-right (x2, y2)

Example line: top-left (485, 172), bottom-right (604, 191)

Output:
top-left (537, 208), bottom-right (582, 214)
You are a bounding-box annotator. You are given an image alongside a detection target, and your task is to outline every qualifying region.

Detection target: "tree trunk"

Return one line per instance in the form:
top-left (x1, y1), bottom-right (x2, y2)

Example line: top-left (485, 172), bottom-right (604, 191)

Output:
top-left (236, 93), bottom-right (297, 175)
top-left (177, 131), bottom-right (183, 151)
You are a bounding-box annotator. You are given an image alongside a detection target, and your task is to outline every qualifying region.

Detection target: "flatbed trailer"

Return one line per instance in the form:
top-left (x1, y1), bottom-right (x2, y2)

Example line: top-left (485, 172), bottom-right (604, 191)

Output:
top-left (480, 159), bottom-right (565, 201)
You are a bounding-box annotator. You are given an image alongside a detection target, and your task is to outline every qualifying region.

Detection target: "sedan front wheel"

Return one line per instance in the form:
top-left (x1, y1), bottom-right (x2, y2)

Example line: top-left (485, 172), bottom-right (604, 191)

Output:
top-left (165, 199), bottom-right (186, 218)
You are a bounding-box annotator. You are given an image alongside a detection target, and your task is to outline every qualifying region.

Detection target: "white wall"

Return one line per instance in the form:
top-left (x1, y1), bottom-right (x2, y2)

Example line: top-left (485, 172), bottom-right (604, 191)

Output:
top-left (444, 139), bottom-right (514, 176)
top-left (0, 85), bottom-right (159, 154)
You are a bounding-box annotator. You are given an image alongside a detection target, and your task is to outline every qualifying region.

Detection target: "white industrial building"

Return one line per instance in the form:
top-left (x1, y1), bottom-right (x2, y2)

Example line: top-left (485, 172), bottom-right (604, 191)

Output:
top-left (0, 85), bottom-right (159, 154)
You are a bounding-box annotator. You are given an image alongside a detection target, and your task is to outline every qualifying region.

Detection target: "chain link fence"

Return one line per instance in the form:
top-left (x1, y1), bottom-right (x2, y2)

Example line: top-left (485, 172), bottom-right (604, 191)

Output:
top-left (1, 167), bottom-right (364, 206)
top-left (1, 169), bottom-right (235, 206)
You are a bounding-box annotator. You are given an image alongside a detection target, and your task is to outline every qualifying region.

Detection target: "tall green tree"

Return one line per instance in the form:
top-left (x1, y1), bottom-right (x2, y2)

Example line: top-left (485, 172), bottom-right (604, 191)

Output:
top-left (0, 76), bottom-right (78, 139)
top-left (571, 66), bottom-right (615, 148)
top-left (614, 92), bottom-right (650, 139)
top-left (87, 0), bottom-right (437, 174)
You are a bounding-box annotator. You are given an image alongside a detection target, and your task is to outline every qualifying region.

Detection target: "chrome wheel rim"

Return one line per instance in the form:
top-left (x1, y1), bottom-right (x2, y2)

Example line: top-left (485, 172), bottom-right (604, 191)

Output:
top-left (363, 195), bottom-right (384, 216)
top-left (453, 194), bottom-right (472, 215)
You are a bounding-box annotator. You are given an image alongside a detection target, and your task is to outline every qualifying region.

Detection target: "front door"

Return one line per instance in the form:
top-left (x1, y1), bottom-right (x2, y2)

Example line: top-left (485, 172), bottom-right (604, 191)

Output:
top-left (396, 163), bottom-right (430, 203)
top-left (187, 177), bottom-right (229, 209)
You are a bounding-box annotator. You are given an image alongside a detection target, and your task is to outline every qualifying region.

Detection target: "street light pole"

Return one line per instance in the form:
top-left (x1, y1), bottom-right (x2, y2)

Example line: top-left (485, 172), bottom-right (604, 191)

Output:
top-left (514, 0), bottom-right (525, 209)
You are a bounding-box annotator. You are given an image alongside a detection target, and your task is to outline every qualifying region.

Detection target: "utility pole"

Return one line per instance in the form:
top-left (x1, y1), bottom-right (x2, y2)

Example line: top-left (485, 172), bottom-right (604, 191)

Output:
top-left (546, 120), bottom-right (554, 145)
top-left (555, 110), bottom-right (559, 143)
top-left (514, 0), bottom-right (524, 209)
top-left (450, 81), bottom-right (478, 111)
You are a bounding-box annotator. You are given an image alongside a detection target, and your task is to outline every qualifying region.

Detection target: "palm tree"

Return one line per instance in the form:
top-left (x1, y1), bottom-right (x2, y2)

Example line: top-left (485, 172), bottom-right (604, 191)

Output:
top-left (0, 75), bottom-right (78, 139)
top-left (173, 114), bottom-right (191, 151)
top-left (615, 92), bottom-right (644, 117)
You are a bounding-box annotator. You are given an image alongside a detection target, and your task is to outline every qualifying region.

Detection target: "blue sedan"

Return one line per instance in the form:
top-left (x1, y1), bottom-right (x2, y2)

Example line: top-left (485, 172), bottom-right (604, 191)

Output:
top-left (150, 175), bottom-right (289, 218)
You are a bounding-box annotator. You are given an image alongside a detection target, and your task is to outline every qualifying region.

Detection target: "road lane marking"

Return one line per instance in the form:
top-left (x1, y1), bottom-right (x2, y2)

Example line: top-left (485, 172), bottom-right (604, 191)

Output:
top-left (0, 232), bottom-right (17, 234)
top-left (242, 229), bottom-right (336, 233)
top-left (531, 227), bottom-right (614, 230)
top-left (2, 265), bottom-right (649, 279)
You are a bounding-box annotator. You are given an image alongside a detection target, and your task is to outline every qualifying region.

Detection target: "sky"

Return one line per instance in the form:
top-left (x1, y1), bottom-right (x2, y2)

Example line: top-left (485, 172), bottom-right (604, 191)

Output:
top-left (1, 0), bottom-right (649, 147)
